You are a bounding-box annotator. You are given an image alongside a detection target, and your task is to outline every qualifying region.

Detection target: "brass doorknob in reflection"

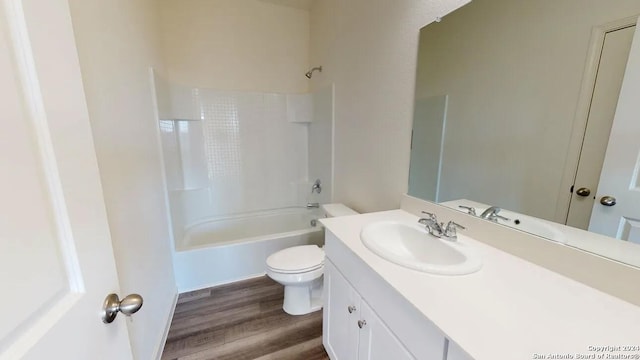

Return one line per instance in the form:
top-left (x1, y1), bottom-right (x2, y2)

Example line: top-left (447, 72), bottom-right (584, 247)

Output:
top-left (575, 187), bottom-right (591, 197)
top-left (102, 293), bottom-right (143, 324)
top-left (600, 196), bottom-right (617, 206)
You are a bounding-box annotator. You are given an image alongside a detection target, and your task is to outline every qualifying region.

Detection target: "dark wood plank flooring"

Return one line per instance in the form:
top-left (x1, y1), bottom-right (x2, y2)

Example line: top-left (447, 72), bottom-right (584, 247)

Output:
top-left (161, 276), bottom-right (330, 360)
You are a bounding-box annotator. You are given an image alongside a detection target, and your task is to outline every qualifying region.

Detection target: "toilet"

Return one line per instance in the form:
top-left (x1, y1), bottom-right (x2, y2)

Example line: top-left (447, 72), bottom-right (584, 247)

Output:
top-left (265, 203), bottom-right (358, 315)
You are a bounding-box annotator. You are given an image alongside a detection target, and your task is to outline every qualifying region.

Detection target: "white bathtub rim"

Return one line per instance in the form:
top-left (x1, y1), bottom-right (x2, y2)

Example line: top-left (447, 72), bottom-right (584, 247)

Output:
top-left (177, 226), bottom-right (323, 252)
top-left (184, 206), bottom-right (320, 231)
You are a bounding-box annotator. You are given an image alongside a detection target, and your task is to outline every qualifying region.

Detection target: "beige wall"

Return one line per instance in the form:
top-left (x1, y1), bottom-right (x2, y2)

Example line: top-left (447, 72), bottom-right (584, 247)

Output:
top-left (68, 0), bottom-right (177, 358)
top-left (415, 0), bottom-right (640, 220)
top-left (308, 0), bottom-right (471, 213)
top-left (158, 0), bottom-right (310, 93)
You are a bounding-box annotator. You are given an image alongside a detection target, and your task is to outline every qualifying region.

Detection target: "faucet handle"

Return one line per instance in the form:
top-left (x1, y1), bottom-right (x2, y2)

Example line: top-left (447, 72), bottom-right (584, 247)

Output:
top-left (421, 211), bottom-right (437, 220)
top-left (311, 179), bottom-right (322, 194)
top-left (492, 214), bottom-right (510, 222)
top-left (458, 205), bottom-right (476, 216)
top-left (418, 211), bottom-right (436, 226)
top-left (443, 221), bottom-right (465, 239)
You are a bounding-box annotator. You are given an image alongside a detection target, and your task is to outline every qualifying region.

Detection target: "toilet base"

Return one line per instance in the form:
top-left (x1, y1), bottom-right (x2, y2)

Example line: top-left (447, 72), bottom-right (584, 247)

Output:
top-left (282, 277), bottom-right (323, 315)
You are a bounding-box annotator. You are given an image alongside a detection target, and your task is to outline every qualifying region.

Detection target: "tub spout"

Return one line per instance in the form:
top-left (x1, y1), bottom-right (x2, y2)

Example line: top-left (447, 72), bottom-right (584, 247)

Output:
top-left (306, 202), bottom-right (320, 209)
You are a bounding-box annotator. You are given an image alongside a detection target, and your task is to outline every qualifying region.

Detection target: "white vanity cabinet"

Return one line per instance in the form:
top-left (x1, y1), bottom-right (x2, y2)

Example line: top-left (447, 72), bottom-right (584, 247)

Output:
top-left (323, 260), bottom-right (414, 360)
top-left (323, 230), bottom-right (475, 360)
top-left (323, 259), bottom-right (359, 359)
top-left (321, 208), bottom-right (640, 360)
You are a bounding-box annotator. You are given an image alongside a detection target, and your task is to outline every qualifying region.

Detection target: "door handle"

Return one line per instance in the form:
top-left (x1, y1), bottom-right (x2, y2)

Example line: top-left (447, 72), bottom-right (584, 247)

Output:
top-left (102, 293), bottom-right (143, 323)
top-left (600, 196), bottom-right (617, 206)
top-left (575, 187), bottom-right (591, 197)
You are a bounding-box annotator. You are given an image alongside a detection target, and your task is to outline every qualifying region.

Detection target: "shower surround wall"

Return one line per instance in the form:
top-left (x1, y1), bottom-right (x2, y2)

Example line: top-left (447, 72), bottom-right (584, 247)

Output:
top-left (159, 86), bottom-right (318, 241)
top-left (155, 80), bottom-right (334, 290)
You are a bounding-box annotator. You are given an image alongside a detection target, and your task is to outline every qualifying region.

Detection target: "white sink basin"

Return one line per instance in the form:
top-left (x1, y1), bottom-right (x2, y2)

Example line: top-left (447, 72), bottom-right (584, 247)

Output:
top-left (360, 221), bottom-right (482, 275)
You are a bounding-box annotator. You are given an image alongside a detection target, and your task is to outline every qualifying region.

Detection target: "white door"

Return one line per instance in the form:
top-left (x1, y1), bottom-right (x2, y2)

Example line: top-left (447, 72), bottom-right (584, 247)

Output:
top-left (589, 19), bottom-right (640, 243)
top-left (0, 0), bottom-right (132, 359)
top-left (566, 24), bottom-right (636, 229)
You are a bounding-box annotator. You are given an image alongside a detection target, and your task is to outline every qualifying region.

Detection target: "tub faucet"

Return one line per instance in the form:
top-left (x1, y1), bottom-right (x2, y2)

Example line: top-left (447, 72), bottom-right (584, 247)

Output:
top-left (306, 202), bottom-right (320, 209)
top-left (311, 179), bottom-right (322, 194)
top-left (479, 206), bottom-right (509, 222)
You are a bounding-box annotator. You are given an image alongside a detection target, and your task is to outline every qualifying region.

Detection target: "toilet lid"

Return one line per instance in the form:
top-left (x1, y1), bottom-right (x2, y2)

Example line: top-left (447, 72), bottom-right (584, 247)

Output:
top-left (266, 245), bottom-right (324, 273)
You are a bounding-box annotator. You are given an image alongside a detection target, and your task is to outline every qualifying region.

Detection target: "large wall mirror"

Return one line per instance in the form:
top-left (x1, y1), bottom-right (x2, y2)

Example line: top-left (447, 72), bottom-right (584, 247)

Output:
top-left (409, 0), bottom-right (640, 268)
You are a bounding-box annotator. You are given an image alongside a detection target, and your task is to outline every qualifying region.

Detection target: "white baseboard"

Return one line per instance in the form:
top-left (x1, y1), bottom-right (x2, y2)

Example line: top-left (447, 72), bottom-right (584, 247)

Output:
top-left (153, 291), bottom-right (179, 360)
top-left (178, 272), bottom-right (267, 294)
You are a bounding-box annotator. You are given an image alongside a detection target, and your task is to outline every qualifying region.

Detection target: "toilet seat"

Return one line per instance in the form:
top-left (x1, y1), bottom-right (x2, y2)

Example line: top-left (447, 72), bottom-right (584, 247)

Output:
top-left (267, 262), bottom-right (323, 274)
top-left (266, 245), bottom-right (324, 274)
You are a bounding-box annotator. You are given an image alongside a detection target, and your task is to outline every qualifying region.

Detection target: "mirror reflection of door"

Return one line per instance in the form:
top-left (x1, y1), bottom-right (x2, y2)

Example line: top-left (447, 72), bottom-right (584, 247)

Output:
top-left (408, 95), bottom-right (447, 202)
top-left (565, 23), bottom-right (636, 230)
top-left (588, 20), bottom-right (640, 243)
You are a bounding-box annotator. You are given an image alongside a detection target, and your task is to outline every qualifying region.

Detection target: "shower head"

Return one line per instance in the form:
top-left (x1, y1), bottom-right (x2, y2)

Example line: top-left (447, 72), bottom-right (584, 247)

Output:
top-left (305, 66), bottom-right (322, 79)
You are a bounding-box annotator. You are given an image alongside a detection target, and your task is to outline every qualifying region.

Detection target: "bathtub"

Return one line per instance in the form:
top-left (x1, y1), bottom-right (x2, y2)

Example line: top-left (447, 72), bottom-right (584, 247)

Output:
top-left (173, 207), bottom-right (324, 292)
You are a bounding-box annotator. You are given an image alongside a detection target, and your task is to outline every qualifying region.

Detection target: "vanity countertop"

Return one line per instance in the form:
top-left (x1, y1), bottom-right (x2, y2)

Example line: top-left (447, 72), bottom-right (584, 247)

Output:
top-left (441, 198), bottom-right (640, 268)
top-left (320, 209), bottom-right (640, 360)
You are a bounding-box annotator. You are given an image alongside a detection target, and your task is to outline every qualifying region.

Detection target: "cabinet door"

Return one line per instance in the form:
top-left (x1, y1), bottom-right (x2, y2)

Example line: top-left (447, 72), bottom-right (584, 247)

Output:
top-left (323, 261), bottom-right (360, 360)
top-left (357, 300), bottom-right (416, 360)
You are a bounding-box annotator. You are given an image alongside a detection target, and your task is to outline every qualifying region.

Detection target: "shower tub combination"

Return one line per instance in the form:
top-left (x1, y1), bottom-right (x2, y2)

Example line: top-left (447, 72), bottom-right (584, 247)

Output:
top-left (173, 207), bottom-right (324, 292)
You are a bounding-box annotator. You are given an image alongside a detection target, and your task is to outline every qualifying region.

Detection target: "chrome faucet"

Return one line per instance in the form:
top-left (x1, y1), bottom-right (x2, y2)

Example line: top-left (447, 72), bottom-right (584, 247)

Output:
top-left (458, 205), bottom-right (476, 216)
top-left (479, 206), bottom-right (509, 222)
top-left (306, 202), bottom-right (320, 209)
top-left (311, 179), bottom-right (322, 194)
top-left (418, 211), bottom-right (465, 241)
top-left (418, 211), bottom-right (443, 236)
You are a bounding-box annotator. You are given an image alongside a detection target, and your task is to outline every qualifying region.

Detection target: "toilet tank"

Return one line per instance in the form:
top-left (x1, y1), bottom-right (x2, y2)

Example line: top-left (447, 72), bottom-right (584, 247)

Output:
top-left (321, 203), bottom-right (358, 218)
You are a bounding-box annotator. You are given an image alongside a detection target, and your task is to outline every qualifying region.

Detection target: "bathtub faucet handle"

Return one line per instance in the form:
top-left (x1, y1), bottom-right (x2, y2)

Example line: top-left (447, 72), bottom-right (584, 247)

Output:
top-left (311, 179), bottom-right (322, 194)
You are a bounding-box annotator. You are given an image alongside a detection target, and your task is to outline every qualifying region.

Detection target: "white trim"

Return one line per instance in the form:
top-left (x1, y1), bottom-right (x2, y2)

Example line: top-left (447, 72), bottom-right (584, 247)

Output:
top-left (434, 95), bottom-right (448, 203)
top-left (148, 68), bottom-right (177, 254)
top-left (149, 69), bottom-right (181, 360)
top-left (178, 273), bottom-right (267, 294)
top-left (2, 0), bottom-right (84, 292)
top-left (329, 83), bottom-right (336, 203)
top-left (152, 291), bottom-right (179, 360)
top-left (555, 15), bottom-right (640, 224)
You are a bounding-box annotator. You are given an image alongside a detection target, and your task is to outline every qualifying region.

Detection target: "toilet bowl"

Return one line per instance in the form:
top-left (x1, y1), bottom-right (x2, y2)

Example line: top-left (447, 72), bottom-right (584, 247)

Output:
top-left (266, 245), bottom-right (325, 315)
top-left (266, 203), bottom-right (358, 315)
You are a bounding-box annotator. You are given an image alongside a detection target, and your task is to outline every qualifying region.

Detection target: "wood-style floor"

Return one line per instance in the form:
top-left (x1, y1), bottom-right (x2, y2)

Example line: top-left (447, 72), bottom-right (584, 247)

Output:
top-left (161, 276), bottom-right (330, 360)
